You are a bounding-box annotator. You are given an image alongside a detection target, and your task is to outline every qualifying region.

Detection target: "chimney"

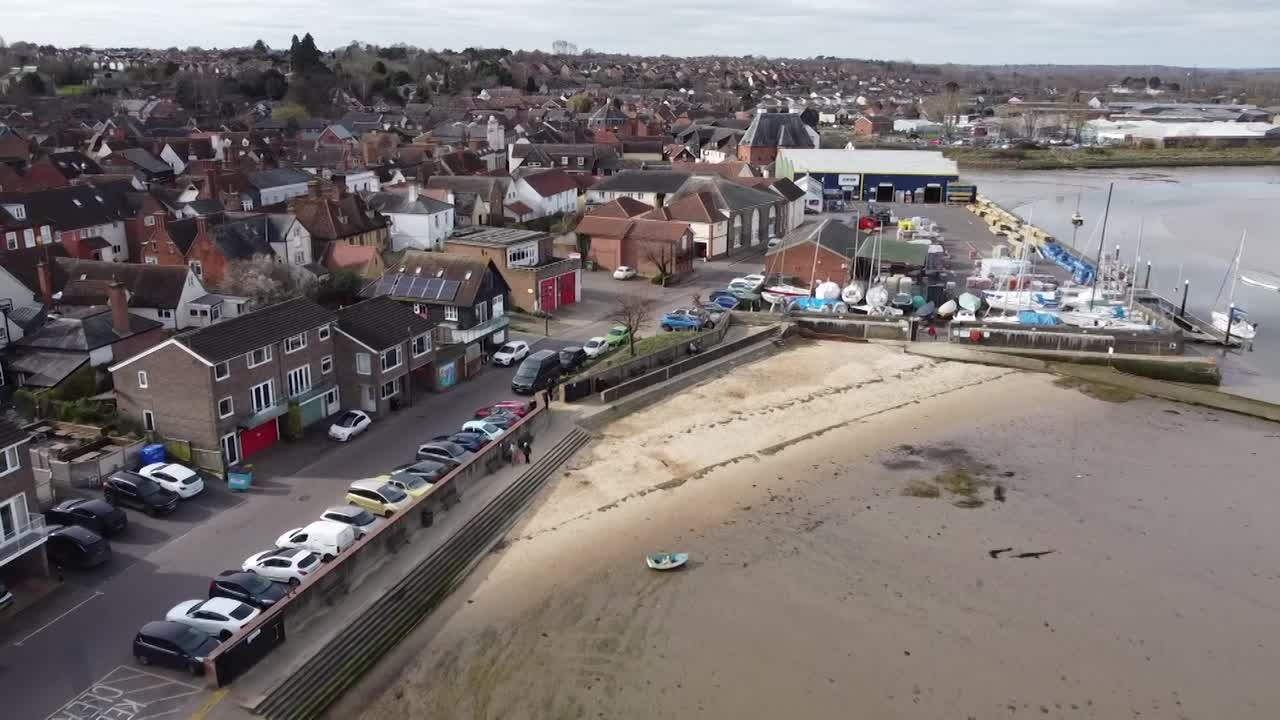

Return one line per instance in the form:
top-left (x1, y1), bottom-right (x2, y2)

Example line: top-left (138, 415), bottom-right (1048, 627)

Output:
top-left (36, 260), bottom-right (54, 306)
top-left (408, 184), bottom-right (419, 202)
top-left (108, 280), bottom-right (130, 335)
top-left (307, 179), bottom-right (322, 199)
top-left (195, 215), bottom-right (209, 239)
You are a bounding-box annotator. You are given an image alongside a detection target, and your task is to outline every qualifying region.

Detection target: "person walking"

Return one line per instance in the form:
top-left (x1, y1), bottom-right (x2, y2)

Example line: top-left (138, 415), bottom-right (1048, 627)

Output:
top-left (520, 437), bottom-right (533, 463)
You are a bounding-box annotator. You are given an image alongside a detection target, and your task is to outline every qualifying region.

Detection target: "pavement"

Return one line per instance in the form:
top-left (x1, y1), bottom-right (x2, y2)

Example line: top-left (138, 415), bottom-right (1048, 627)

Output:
top-left (0, 333), bottom-right (572, 720)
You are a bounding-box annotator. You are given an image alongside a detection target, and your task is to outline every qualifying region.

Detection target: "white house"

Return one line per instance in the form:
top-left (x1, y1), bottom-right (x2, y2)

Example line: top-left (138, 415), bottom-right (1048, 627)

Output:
top-left (364, 187), bottom-right (456, 251)
top-left (52, 258), bottom-right (235, 330)
top-left (266, 213), bottom-right (316, 267)
top-left (512, 170), bottom-right (578, 219)
top-left (795, 175), bottom-right (824, 213)
top-left (245, 168), bottom-right (314, 210)
top-left (333, 169), bottom-right (381, 195)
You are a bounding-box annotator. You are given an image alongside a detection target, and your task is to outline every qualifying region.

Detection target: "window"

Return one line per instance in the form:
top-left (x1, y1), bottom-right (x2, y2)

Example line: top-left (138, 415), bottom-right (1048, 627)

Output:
top-left (10, 206), bottom-right (24, 220)
top-left (287, 365), bottom-right (312, 397)
top-left (112, 244), bottom-right (122, 254)
top-left (507, 245), bottom-right (535, 266)
top-left (145, 216), bottom-right (157, 227)
top-left (221, 432), bottom-right (240, 466)
top-left (294, 252), bottom-right (305, 264)
top-left (211, 305), bottom-right (221, 320)
top-left (285, 333), bottom-right (308, 353)
top-left (189, 260), bottom-right (202, 278)
top-left (214, 361), bottom-right (230, 381)
top-left (158, 309), bottom-right (173, 319)
top-left (5, 232), bottom-right (16, 250)
top-left (144, 256), bottom-right (158, 265)
top-left (137, 371), bottom-right (149, 389)
top-left (412, 334), bottom-right (430, 357)
top-left (475, 301), bottom-right (489, 323)
top-left (561, 156), bottom-right (569, 165)
top-left (380, 380), bottom-right (398, 399)
top-left (444, 306), bottom-right (459, 322)
top-left (250, 380), bottom-right (274, 412)
top-left (143, 410), bottom-right (155, 432)
top-left (356, 353), bottom-right (371, 375)
top-left (218, 397), bottom-right (234, 418)
top-left (247, 346), bottom-right (272, 368)
top-left (320, 355), bottom-right (333, 374)
top-left (380, 347), bottom-right (401, 372)
top-left (24, 229), bottom-right (35, 247)
top-left (578, 157), bottom-right (585, 166)
top-left (0, 445), bottom-right (20, 477)
top-left (317, 325), bottom-right (330, 341)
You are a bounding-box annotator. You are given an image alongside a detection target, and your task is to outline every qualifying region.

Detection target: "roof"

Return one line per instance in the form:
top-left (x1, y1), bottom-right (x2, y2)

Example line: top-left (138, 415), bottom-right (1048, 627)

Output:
top-left (767, 219), bottom-right (860, 259)
top-left (336, 296), bottom-right (435, 351)
top-left (1, 185), bottom-right (129, 230)
top-left (175, 297), bottom-right (337, 363)
top-left (323, 243), bottom-right (380, 272)
top-left (363, 191), bottom-right (454, 216)
top-left (246, 168), bottom-right (313, 190)
top-left (291, 194), bottom-right (388, 242)
top-left (212, 216), bottom-right (278, 260)
top-left (672, 176), bottom-right (780, 212)
top-left (360, 251), bottom-right (503, 307)
top-left (740, 112), bottom-right (819, 150)
top-left (505, 201), bottom-right (534, 216)
top-left (54, 258), bottom-right (190, 309)
top-left (17, 307), bottom-right (162, 352)
top-left (854, 237), bottom-right (929, 266)
top-left (769, 177), bottom-right (806, 202)
top-left (776, 149), bottom-right (959, 178)
top-left (588, 197), bottom-right (653, 218)
top-left (0, 244), bottom-right (71, 296)
top-left (643, 192), bottom-right (727, 224)
top-left (447, 227), bottom-right (550, 248)
top-left (591, 170), bottom-right (690, 195)
top-left (0, 418), bottom-right (31, 448)
top-left (6, 348), bottom-right (88, 388)
top-left (424, 175), bottom-right (511, 196)
top-left (116, 148), bottom-right (170, 175)
top-left (575, 215), bottom-right (690, 244)
top-left (519, 169), bottom-right (578, 197)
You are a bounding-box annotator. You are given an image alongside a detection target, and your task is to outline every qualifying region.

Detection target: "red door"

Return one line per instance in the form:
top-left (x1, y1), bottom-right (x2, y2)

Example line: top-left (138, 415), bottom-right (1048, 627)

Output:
top-left (539, 278), bottom-right (557, 313)
top-left (557, 271), bottom-right (576, 307)
top-left (239, 419), bottom-right (279, 459)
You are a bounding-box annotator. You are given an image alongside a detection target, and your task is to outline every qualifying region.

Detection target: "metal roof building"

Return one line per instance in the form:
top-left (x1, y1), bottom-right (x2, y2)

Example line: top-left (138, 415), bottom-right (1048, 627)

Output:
top-left (774, 149), bottom-right (963, 205)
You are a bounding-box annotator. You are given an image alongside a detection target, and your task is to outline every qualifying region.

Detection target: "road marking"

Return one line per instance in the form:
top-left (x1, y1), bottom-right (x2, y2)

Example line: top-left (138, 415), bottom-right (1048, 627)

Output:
top-left (185, 688), bottom-right (229, 720)
top-left (47, 665), bottom-right (206, 720)
top-left (14, 590), bottom-right (104, 646)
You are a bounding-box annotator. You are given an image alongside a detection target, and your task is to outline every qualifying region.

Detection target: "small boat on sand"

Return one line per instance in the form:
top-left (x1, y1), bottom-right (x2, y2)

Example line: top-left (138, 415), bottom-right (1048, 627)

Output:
top-left (937, 299), bottom-right (958, 318)
top-left (646, 552), bottom-right (689, 571)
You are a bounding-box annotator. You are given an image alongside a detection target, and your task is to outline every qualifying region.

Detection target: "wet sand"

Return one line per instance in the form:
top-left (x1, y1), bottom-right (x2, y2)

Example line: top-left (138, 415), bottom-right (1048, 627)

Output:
top-left (350, 342), bottom-right (1280, 720)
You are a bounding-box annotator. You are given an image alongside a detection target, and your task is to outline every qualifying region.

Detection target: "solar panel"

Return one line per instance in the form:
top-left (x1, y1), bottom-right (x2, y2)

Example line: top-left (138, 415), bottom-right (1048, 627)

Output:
top-left (372, 274), bottom-right (398, 296)
top-left (388, 273), bottom-right (407, 295)
top-left (436, 280), bottom-right (460, 302)
top-left (417, 278), bottom-right (442, 299)
top-left (401, 275), bottom-right (423, 299)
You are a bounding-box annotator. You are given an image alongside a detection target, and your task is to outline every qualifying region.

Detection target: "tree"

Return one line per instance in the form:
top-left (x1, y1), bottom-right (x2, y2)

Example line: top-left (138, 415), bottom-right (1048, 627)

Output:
top-left (310, 269), bottom-right (363, 308)
top-left (739, 89), bottom-right (755, 111)
top-left (220, 257), bottom-right (314, 305)
top-left (607, 294), bottom-right (653, 358)
top-left (17, 73), bottom-right (47, 96)
top-left (1148, 76), bottom-right (1161, 90)
top-left (566, 94), bottom-right (592, 113)
top-left (253, 39), bottom-right (269, 54)
top-left (641, 240), bottom-right (678, 283)
top-left (263, 68), bottom-right (288, 99)
top-left (526, 75), bottom-right (537, 93)
top-left (373, 60), bottom-right (387, 75)
top-left (551, 40), bottom-right (578, 56)
top-left (290, 33), bottom-right (325, 74)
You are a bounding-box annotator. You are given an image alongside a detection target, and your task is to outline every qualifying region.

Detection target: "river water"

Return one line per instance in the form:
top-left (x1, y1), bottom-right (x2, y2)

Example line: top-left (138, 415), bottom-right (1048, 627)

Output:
top-left (966, 166), bottom-right (1280, 403)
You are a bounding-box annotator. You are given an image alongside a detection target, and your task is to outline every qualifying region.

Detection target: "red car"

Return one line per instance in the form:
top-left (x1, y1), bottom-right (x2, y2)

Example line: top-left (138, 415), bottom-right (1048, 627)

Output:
top-left (473, 400), bottom-right (532, 419)
top-left (858, 216), bottom-right (881, 231)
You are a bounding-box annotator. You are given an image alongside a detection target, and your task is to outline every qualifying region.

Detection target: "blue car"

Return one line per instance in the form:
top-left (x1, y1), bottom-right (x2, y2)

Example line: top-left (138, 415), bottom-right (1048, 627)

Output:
top-left (432, 433), bottom-right (487, 452)
top-left (661, 309), bottom-right (712, 332)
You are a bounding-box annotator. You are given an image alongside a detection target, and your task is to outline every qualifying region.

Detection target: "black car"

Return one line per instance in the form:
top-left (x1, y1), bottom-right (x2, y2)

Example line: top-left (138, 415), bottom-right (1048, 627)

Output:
top-left (209, 570), bottom-right (290, 609)
top-left (133, 620), bottom-right (220, 675)
top-left (391, 459), bottom-right (451, 484)
top-left (432, 433), bottom-right (487, 452)
top-left (46, 498), bottom-right (127, 536)
top-left (103, 472), bottom-right (179, 516)
top-left (415, 441), bottom-right (467, 466)
top-left (511, 350), bottom-right (561, 395)
top-left (558, 346), bottom-right (588, 373)
top-left (46, 525), bottom-right (111, 569)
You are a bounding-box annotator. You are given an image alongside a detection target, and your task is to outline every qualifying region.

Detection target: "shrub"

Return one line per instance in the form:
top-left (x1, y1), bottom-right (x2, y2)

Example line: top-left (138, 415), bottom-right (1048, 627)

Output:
top-left (284, 404), bottom-right (305, 441)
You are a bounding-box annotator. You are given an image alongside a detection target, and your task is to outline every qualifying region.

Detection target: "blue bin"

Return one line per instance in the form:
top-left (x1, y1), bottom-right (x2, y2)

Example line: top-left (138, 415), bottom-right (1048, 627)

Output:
top-left (227, 465), bottom-right (253, 492)
top-left (140, 443), bottom-right (166, 466)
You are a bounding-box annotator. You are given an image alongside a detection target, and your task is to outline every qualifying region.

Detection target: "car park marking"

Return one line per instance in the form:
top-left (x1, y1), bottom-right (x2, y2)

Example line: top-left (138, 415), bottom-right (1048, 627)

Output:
top-left (13, 591), bottom-right (104, 647)
top-left (46, 665), bottom-right (205, 720)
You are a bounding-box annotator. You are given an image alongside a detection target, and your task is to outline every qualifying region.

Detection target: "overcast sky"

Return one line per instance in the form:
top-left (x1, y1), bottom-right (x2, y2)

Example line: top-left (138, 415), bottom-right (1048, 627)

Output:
top-left (5, 0), bottom-right (1279, 67)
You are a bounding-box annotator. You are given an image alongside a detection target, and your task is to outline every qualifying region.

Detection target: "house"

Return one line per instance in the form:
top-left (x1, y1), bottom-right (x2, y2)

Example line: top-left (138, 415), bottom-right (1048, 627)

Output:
top-left (666, 176), bottom-right (782, 255)
top-left (264, 213), bottom-right (315, 267)
top-left (364, 187), bottom-right (455, 251)
top-left (289, 184), bottom-right (390, 259)
top-left (0, 419), bottom-right (50, 591)
top-left (425, 176), bottom-right (515, 226)
top-left (52, 257), bottom-right (233, 330)
top-left (331, 169), bottom-right (381, 195)
top-left (2, 185), bottom-right (130, 262)
top-left (244, 168), bottom-right (314, 210)
top-left (108, 297), bottom-right (340, 471)
top-left (635, 192), bottom-right (729, 260)
top-left (359, 251), bottom-right (511, 383)
top-left (322, 243), bottom-right (384, 279)
top-left (511, 169), bottom-right (578, 219)
top-left (107, 148), bottom-right (175, 187)
top-left (853, 114), bottom-right (894, 137)
top-left (736, 110), bottom-right (819, 164)
top-left (762, 219), bottom-right (861, 289)
top-left (586, 170), bottom-right (690, 208)
top-left (166, 215), bottom-right (275, 290)
top-left (333, 297), bottom-right (436, 415)
top-left (1, 202), bottom-right (56, 255)
top-left (573, 215), bottom-right (693, 279)
top-left (507, 142), bottom-right (620, 175)
top-left (0, 246), bottom-right (71, 349)
top-left (445, 227), bottom-right (581, 313)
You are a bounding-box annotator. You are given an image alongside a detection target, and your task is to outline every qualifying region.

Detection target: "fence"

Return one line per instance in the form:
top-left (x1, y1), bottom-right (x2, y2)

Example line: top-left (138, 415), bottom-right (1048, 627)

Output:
top-left (598, 325), bottom-right (783, 403)
top-left (949, 323), bottom-right (1184, 356)
top-left (202, 399), bottom-right (550, 687)
top-left (29, 435), bottom-right (146, 490)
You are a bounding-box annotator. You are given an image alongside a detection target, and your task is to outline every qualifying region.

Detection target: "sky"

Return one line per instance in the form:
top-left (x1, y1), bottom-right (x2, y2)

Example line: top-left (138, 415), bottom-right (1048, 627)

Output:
top-left (4, 0), bottom-right (1280, 68)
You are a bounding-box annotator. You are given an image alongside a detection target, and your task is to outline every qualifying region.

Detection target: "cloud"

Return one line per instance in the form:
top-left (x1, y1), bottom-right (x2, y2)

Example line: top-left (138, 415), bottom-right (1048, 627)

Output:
top-left (4, 0), bottom-right (1279, 66)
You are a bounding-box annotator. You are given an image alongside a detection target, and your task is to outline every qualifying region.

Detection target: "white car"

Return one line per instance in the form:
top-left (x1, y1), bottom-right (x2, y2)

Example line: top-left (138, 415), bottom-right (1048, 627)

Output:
top-left (460, 420), bottom-right (504, 441)
top-left (165, 597), bottom-right (260, 640)
top-left (583, 336), bottom-right (609, 358)
top-left (328, 410), bottom-right (371, 442)
top-left (138, 462), bottom-right (204, 499)
top-left (242, 547), bottom-right (321, 586)
top-left (274, 520), bottom-right (357, 562)
top-left (319, 505), bottom-right (385, 538)
top-left (492, 341), bottom-right (530, 367)
top-left (613, 266), bottom-right (637, 280)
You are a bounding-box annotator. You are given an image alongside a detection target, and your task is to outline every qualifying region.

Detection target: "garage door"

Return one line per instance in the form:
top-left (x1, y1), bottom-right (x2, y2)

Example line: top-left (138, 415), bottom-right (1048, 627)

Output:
top-left (240, 419), bottom-right (279, 459)
top-left (557, 271), bottom-right (576, 307)
top-left (539, 278), bottom-right (557, 313)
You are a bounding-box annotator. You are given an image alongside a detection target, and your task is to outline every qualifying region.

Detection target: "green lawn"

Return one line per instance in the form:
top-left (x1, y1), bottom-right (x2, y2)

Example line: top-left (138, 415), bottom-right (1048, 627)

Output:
top-left (945, 145), bottom-right (1280, 170)
top-left (56, 84), bottom-right (86, 96)
top-left (578, 331), bottom-right (698, 375)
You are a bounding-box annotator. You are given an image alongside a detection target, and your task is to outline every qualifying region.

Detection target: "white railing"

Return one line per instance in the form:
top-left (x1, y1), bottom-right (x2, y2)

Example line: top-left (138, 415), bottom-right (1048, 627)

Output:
top-left (0, 513), bottom-right (47, 565)
top-left (438, 314), bottom-right (510, 345)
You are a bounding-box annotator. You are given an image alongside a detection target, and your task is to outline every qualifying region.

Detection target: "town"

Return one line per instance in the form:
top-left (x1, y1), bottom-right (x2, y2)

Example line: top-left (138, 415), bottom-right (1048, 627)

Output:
top-left (2, 32), bottom-right (1280, 720)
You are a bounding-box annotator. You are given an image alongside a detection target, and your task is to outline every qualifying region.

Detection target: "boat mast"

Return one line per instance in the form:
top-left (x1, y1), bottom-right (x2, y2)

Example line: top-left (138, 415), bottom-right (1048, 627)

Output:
top-left (1228, 230), bottom-right (1246, 309)
top-left (1128, 217), bottom-right (1143, 314)
top-left (809, 221), bottom-right (824, 295)
top-left (1089, 182), bottom-right (1114, 311)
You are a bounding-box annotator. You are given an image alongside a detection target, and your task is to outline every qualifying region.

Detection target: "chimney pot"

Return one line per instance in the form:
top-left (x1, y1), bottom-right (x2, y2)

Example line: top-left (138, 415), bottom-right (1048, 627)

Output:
top-left (108, 280), bottom-right (130, 335)
top-left (36, 260), bottom-right (54, 306)
top-left (307, 179), bottom-right (322, 199)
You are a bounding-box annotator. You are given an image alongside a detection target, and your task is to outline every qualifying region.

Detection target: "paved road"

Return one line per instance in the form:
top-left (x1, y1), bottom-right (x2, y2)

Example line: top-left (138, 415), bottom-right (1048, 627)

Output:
top-left (0, 335), bottom-right (571, 720)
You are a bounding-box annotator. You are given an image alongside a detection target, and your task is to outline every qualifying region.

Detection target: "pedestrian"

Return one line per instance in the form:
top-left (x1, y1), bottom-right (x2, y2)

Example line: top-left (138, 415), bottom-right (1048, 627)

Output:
top-left (520, 437), bottom-right (533, 463)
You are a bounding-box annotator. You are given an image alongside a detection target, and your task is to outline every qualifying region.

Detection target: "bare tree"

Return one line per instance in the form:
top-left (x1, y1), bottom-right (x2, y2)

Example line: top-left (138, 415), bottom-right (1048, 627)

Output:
top-left (641, 240), bottom-right (677, 285)
top-left (219, 256), bottom-right (314, 305)
top-left (607, 294), bottom-right (654, 358)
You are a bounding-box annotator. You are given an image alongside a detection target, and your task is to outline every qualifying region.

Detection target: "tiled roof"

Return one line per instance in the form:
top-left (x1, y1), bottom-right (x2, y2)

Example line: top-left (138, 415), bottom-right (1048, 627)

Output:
top-left (588, 197), bottom-right (653, 218)
top-left (520, 169), bottom-right (577, 197)
top-left (291, 194), bottom-right (388, 242)
top-left (55, 258), bottom-right (190, 309)
top-left (644, 192), bottom-right (727, 224)
top-left (336, 296), bottom-right (435, 351)
top-left (176, 297), bottom-right (336, 363)
top-left (0, 417), bottom-right (31, 448)
top-left (575, 215), bottom-right (690, 244)
top-left (506, 201), bottom-right (534, 215)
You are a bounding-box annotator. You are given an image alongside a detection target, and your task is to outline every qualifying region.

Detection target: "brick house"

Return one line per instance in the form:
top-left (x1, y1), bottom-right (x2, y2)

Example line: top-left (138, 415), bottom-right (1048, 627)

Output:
top-left (573, 215), bottom-right (693, 279)
top-left (289, 183), bottom-right (390, 260)
top-left (736, 110), bottom-right (819, 164)
top-left (507, 142), bottom-right (620, 176)
top-left (762, 219), bottom-right (861, 288)
top-left (0, 419), bottom-right (49, 590)
top-left (853, 114), bottom-right (894, 137)
top-left (333, 297), bottom-right (435, 416)
top-left (108, 297), bottom-right (340, 471)
top-left (444, 228), bottom-right (581, 313)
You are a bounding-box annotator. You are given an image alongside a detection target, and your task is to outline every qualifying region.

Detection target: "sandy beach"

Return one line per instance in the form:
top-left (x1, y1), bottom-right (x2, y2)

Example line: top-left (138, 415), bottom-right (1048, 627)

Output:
top-left (347, 341), bottom-right (1280, 720)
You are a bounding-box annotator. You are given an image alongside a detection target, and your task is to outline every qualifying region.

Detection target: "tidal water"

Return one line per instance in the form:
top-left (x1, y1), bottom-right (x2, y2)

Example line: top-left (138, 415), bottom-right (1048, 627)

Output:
top-left (967, 166), bottom-right (1280, 403)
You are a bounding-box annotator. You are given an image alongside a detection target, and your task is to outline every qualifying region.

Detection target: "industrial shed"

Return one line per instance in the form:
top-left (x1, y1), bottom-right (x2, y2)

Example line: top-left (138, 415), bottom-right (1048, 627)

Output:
top-left (775, 149), bottom-right (962, 204)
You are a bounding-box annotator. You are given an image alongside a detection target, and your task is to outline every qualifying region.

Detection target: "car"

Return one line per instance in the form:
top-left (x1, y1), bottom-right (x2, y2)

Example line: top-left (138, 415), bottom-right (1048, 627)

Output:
top-left (857, 215), bottom-right (882, 231)
top-left (46, 525), bottom-right (111, 569)
top-left (134, 621), bottom-right (220, 675)
top-left (558, 346), bottom-right (588, 373)
top-left (432, 433), bottom-right (487, 452)
top-left (416, 441), bottom-right (469, 465)
top-left (511, 349), bottom-right (561, 395)
top-left (242, 547), bottom-right (321, 586)
top-left (45, 498), bottom-right (127, 537)
top-left (319, 505), bottom-right (386, 538)
top-left (328, 410), bottom-right (372, 442)
top-left (613, 265), bottom-right (637, 280)
top-left (473, 400), bottom-right (532, 419)
top-left (102, 472), bottom-right (178, 516)
top-left (604, 325), bottom-right (631, 349)
top-left (138, 462), bottom-right (205, 499)
top-left (0, 580), bottom-right (13, 612)
top-left (492, 341), bottom-right (531, 367)
top-left (275, 520), bottom-right (357, 561)
top-left (344, 478), bottom-right (412, 517)
top-left (387, 464), bottom-right (445, 495)
top-left (583, 336), bottom-right (609, 359)
top-left (461, 420), bottom-right (504, 441)
top-left (661, 308), bottom-right (712, 332)
top-left (766, 237), bottom-right (782, 250)
top-left (165, 597), bottom-right (260, 640)
top-left (209, 570), bottom-right (290, 609)
top-left (479, 412), bottom-right (518, 430)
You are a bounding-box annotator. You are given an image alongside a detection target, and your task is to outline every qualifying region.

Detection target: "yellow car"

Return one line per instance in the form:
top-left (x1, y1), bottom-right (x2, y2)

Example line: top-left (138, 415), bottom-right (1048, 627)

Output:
top-left (344, 478), bottom-right (412, 518)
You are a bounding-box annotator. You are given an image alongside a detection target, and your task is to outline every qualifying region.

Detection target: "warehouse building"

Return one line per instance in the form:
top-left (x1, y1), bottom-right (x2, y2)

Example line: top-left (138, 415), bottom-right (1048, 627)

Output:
top-left (774, 149), bottom-right (963, 205)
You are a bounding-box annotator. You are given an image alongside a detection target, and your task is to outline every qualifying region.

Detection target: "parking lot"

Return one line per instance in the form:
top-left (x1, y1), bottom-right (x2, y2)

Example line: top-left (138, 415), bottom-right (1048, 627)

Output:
top-left (0, 334), bottom-right (571, 720)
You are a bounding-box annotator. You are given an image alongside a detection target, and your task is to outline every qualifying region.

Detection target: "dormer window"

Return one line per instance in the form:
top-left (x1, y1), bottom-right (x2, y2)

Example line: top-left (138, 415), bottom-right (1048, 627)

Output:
top-left (72, 199), bottom-right (83, 207)
top-left (435, 269), bottom-right (444, 278)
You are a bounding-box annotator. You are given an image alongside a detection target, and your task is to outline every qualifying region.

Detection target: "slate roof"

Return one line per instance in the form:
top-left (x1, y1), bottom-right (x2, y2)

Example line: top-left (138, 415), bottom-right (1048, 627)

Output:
top-left (54, 258), bottom-right (190, 309)
top-left (246, 168), bottom-right (313, 190)
top-left (17, 306), bottom-right (161, 351)
top-left (117, 147), bottom-right (171, 175)
top-left (0, 417), bottom-right (31, 448)
top-left (672, 176), bottom-right (780, 212)
top-left (176, 297), bottom-right (337, 363)
top-left (336, 296), bottom-right (435, 351)
top-left (1, 185), bottom-right (129, 230)
top-left (591, 170), bottom-right (690, 194)
top-left (740, 112), bottom-right (818, 150)
top-left (46, 151), bottom-right (102, 179)
top-left (168, 218), bottom-right (199, 254)
top-left (6, 348), bottom-right (88, 388)
top-left (1, 244), bottom-right (71, 296)
top-left (424, 176), bottom-right (510, 196)
top-left (767, 219), bottom-right (861, 259)
top-left (364, 191), bottom-right (454, 216)
top-left (212, 215), bottom-right (278, 260)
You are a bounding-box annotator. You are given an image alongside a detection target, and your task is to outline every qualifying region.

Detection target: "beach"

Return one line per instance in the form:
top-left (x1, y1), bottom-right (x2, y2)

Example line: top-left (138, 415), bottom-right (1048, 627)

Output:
top-left (347, 341), bottom-right (1280, 720)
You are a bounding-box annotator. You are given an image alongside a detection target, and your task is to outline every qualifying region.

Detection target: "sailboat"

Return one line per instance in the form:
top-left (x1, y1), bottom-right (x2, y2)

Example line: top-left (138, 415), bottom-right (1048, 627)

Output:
top-left (1211, 231), bottom-right (1258, 341)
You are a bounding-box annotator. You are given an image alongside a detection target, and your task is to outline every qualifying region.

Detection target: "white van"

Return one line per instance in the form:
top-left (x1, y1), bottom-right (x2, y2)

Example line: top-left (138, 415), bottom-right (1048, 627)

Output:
top-left (275, 520), bottom-right (357, 562)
